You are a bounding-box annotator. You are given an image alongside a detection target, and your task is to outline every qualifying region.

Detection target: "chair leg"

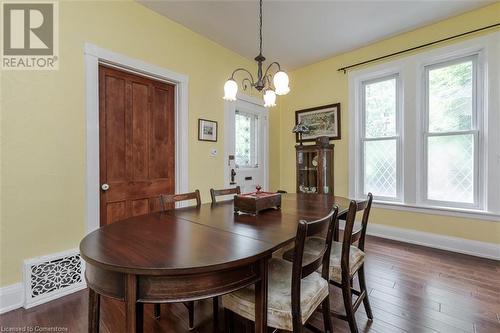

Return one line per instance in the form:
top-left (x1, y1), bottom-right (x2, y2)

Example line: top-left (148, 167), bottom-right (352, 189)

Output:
top-left (186, 301), bottom-right (195, 330)
top-left (358, 266), bottom-right (373, 320)
top-left (321, 296), bottom-right (333, 333)
top-left (341, 277), bottom-right (358, 333)
top-left (212, 296), bottom-right (219, 323)
top-left (136, 303), bottom-right (144, 333)
top-left (88, 288), bottom-right (100, 333)
top-left (154, 304), bottom-right (161, 320)
top-left (224, 308), bottom-right (234, 333)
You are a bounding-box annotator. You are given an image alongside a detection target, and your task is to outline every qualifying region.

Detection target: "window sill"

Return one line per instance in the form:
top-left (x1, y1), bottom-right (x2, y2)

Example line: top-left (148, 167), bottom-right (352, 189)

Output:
top-left (372, 201), bottom-right (500, 222)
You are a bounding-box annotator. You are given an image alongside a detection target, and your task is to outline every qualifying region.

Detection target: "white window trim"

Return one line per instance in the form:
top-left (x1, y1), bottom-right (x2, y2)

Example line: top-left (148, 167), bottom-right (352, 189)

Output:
top-left (349, 32), bottom-right (500, 221)
top-left (358, 73), bottom-right (404, 202)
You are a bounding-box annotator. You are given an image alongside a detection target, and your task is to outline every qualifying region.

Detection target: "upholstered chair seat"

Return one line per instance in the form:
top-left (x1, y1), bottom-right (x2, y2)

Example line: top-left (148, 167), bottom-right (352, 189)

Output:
top-left (300, 237), bottom-right (366, 283)
top-left (222, 257), bottom-right (329, 331)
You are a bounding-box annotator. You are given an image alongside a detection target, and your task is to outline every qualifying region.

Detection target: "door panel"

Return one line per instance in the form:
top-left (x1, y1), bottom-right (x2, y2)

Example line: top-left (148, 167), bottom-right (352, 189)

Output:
top-left (131, 199), bottom-right (149, 216)
top-left (131, 81), bottom-right (149, 180)
top-left (104, 76), bottom-right (126, 182)
top-left (99, 65), bottom-right (175, 226)
top-left (106, 201), bottom-right (126, 225)
top-left (150, 85), bottom-right (174, 180)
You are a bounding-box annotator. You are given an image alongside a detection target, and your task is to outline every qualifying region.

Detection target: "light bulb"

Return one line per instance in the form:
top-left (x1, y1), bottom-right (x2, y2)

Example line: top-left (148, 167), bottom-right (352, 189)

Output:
top-left (273, 71), bottom-right (290, 95)
top-left (223, 79), bottom-right (238, 101)
top-left (263, 89), bottom-right (276, 107)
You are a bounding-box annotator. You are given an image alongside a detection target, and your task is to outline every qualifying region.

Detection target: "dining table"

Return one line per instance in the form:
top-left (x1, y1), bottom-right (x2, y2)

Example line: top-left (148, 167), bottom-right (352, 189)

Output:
top-left (79, 193), bottom-right (353, 333)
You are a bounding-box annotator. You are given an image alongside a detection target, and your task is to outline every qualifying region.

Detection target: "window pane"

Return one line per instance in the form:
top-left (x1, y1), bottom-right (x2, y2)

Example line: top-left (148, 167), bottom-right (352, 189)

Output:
top-left (235, 111), bottom-right (258, 168)
top-left (364, 139), bottom-right (397, 197)
top-left (365, 77), bottom-right (396, 138)
top-left (427, 134), bottom-right (474, 203)
top-left (428, 60), bottom-right (473, 132)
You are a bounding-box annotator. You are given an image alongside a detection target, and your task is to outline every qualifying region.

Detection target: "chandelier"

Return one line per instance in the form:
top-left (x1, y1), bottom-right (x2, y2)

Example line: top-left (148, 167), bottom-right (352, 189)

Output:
top-left (223, 0), bottom-right (290, 107)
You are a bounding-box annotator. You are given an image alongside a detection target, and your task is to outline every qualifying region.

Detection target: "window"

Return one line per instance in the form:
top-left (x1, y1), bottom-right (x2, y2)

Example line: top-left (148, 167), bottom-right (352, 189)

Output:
top-left (349, 34), bottom-right (500, 217)
top-left (235, 110), bottom-right (259, 168)
top-left (423, 56), bottom-right (480, 208)
top-left (360, 75), bottom-right (401, 200)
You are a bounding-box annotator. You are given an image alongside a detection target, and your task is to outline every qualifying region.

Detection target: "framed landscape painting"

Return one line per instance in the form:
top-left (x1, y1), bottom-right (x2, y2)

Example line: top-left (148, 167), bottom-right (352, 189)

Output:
top-left (295, 103), bottom-right (341, 142)
top-left (198, 118), bottom-right (218, 142)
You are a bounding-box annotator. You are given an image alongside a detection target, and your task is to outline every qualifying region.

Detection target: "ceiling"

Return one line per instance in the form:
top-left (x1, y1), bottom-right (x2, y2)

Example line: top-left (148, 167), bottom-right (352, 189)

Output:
top-left (138, 1), bottom-right (491, 69)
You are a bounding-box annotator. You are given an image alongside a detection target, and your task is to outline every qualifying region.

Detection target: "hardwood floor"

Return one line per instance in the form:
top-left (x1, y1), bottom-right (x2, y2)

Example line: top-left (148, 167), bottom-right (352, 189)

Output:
top-left (1, 236), bottom-right (498, 333)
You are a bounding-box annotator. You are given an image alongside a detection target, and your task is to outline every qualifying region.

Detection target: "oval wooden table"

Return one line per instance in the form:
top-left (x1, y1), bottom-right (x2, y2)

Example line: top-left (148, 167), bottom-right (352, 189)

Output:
top-left (80, 193), bottom-right (352, 333)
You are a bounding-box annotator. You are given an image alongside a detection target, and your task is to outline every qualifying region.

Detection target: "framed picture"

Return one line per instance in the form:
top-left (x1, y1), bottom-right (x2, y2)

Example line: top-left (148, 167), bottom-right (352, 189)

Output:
top-left (198, 119), bottom-right (218, 142)
top-left (295, 103), bottom-right (341, 142)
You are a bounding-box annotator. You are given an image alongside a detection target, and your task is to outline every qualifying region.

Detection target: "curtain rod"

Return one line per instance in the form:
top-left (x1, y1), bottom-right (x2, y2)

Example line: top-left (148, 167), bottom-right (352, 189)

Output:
top-left (337, 23), bottom-right (500, 73)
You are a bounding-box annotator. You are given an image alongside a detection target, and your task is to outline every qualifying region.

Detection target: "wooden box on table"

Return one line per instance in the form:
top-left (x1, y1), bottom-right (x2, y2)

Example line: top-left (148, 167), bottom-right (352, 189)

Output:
top-left (234, 192), bottom-right (282, 215)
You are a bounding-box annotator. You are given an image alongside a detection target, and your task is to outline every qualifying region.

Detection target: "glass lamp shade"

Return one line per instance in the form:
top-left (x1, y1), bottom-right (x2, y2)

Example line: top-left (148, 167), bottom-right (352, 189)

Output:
top-left (263, 89), bottom-right (277, 107)
top-left (223, 79), bottom-right (238, 101)
top-left (273, 71), bottom-right (290, 95)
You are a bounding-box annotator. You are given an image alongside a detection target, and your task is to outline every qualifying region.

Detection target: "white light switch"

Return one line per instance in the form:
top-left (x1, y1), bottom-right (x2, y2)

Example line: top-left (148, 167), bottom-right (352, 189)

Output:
top-left (210, 148), bottom-right (218, 157)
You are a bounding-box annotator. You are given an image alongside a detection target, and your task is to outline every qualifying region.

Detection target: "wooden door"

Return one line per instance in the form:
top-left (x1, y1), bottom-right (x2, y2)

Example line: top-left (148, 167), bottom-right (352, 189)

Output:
top-left (99, 65), bottom-right (175, 226)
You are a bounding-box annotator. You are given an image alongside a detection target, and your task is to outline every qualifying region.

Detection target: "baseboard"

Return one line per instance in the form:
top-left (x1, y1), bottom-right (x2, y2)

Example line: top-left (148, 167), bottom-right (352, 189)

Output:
top-left (0, 249), bottom-right (88, 315)
top-left (339, 220), bottom-right (500, 260)
top-left (0, 283), bottom-right (24, 314)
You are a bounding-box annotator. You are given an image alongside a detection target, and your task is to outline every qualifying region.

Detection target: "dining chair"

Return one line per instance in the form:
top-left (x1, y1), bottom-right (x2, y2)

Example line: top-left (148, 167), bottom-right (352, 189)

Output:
top-left (210, 186), bottom-right (241, 204)
top-left (160, 189), bottom-right (201, 211)
top-left (284, 193), bottom-right (373, 333)
top-left (157, 189), bottom-right (218, 329)
top-left (222, 205), bottom-right (339, 333)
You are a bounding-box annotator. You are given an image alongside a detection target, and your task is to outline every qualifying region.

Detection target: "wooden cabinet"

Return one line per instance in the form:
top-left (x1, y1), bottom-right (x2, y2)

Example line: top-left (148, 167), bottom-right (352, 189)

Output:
top-left (296, 136), bottom-right (334, 195)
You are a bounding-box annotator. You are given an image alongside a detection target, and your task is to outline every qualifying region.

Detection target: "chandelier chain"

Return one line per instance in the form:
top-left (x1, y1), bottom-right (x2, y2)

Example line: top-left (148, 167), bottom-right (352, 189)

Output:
top-left (259, 0), bottom-right (263, 55)
top-left (224, 0), bottom-right (289, 106)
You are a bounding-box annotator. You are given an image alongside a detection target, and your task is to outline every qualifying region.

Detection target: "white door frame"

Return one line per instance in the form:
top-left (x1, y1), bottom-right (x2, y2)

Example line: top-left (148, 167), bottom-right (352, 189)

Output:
top-left (84, 43), bottom-right (189, 234)
top-left (224, 93), bottom-right (269, 191)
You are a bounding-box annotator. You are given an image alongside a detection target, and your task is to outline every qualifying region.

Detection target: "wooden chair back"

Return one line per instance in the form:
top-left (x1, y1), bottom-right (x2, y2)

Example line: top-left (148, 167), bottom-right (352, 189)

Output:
top-left (276, 190), bottom-right (287, 194)
top-left (290, 205), bottom-right (338, 327)
top-left (341, 193), bottom-right (373, 272)
top-left (209, 186), bottom-right (241, 204)
top-left (160, 190), bottom-right (201, 212)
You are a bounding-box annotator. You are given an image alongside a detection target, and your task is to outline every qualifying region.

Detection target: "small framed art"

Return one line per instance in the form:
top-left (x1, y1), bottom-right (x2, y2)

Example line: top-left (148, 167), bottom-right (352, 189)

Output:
top-left (198, 119), bottom-right (218, 142)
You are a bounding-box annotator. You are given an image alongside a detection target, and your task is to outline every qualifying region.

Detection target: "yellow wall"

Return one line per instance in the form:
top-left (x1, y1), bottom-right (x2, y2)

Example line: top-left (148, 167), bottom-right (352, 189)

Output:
top-left (0, 1), bottom-right (257, 286)
top-left (277, 3), bottom-right (500, 244)
top-left (1, 1), bottom-right (499, 288)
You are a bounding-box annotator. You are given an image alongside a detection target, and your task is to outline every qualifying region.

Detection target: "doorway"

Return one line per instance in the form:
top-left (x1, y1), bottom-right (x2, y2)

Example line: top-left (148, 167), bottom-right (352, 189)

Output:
top-left (98, 65), bottom-right (175, 226)
top-left (225, 97), bottom-right (269, 193)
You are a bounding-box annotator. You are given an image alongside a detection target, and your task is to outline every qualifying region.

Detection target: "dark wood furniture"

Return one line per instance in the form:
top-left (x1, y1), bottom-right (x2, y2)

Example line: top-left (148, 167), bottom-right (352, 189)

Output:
top-left (332, 193), bottom-right (373, 333)
top-left (233, 192), bottom-right (281, 215)
top-left (223, 206), bottom-right (338, 333)
top-left (210, 186), bottom-right (241, 204)
top-left (284, 193), bottom-right (374, 333)
top-left (12, 236), bottom-right (500, 333)
top-left (158, 189), bottom-right (203, 329)
top-left (80, 194), bottom-right (352, 333)
top-left (160, 189), bottom-right (201, 211)
top-left (296, 136), bottom-right (334, 195)
top-left (80, 214), bottom-right (272, 333)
